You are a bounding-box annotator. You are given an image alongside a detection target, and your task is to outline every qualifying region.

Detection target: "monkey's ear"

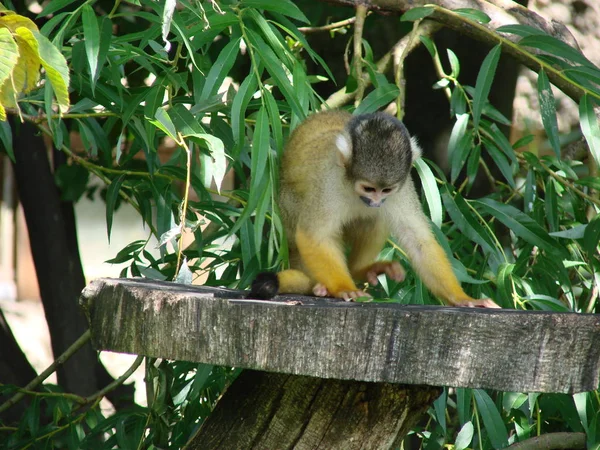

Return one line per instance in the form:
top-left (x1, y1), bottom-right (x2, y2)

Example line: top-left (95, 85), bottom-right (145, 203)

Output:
top-left (335, 132), bottom-right (352, 165)
top-left (410, 136), bottom-right (423, 163)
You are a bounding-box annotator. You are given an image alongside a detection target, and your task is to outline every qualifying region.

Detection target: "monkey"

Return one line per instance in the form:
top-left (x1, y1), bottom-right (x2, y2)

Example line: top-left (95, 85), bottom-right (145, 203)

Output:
top-left (249, 109), bottom-right (499, 308)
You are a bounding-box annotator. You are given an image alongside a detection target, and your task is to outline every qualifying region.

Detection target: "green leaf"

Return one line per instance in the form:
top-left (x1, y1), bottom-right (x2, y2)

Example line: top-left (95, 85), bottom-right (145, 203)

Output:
top-left (550, 225), bottom-right (586, 239)
top-left (584, 214), bottom-right (600, 258)
top-left (151, 107), bottom-right (177, 140)
top-left (579, 94), bottom-right (600, 167)
top-left (94, 17), bottom-right (112, 83)
top-left (200, 36), bottom-right (241, 101)
top-left (82, 4), bottom-right (100, 93)
top-left (241, 0), bottom-right (309, 24)
top-left (419, 35), bottom-right (437, 59)
top-left (448, 113), bottom-right (471, 182)
top-left (457, 388), bottom-right (472, 425)
top-left (245, 29), bottom-right (304, 119)
top-left (0, 28), bottom-right (19, 119)
top-left (537, 70), bottom-right (561, 158)
top-left (472, 44), bottom-right (501, 130)
top-left (187, 133), bottom-right (227, 193)
top-left (230, 74), bottom-right (258, 156)
top-left (519, 35), bottom-right (595, 68)
top-left (545, 179), bottom-right (558, 232)
top-left (263, 88), bottom-right (283, 154)
top-left (476, 198), bottom-right (564, 256)
top-left (442, 190), bottom-right (498, 256)
top-left (354, 83), bottom-right (400, 115)
top-left (455, 421), bottom-right (474, 450)
top-left (415, 159), bottom-right (442, 227)
top-left (0, 120), bottom-right (14, 161)
top-left (496, 24), bottom-right (546, 37)
top-left (484, 141), bottom-right (515, 188)
top-left (38, 0), bottom-right (79, 17)
top-left (175, 257), bottom-right (193, 284)
top-left (400, 7), bottom-right (434, 21)
top-left (513, 134), bottom-right (534, 149)
top-left (454, 8), bottom-right (491, 24)
top-left (250, 106), bottom-right (270, 192)
top-left (106, 174), bottom-right (126, 242)
top-left (447, 49), bottom-right (460, 78)
top-left (473, 389), bottom-right (509, 449)
top-left (25, 29), bottom-right (70, 112)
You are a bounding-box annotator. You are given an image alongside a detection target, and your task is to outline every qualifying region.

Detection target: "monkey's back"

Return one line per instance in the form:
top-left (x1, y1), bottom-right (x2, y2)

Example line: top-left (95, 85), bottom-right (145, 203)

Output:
top-left (278, 110), bottom-right (352, 264)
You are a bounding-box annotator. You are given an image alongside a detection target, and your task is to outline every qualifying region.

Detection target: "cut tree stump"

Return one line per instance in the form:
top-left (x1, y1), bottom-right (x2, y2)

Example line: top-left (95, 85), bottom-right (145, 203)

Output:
top-left (80, 278), bottom-right (600, 449)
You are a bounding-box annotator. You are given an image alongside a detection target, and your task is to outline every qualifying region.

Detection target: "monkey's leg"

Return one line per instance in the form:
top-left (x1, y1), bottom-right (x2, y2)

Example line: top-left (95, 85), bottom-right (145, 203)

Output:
top-left (346, 219), bottom-right (405, 286)
top-left (295, 228), bottom-right (368, 300)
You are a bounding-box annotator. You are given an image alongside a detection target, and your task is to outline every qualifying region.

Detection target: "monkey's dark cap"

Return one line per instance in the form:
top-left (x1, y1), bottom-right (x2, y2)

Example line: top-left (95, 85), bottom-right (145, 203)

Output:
top-left (347, 112), bottom-right (413, 186)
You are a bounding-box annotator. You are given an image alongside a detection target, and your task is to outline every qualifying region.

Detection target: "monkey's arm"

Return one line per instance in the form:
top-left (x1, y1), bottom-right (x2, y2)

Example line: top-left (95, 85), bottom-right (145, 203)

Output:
top-left (295, 227), bottom-right (368, 300)
top-left (386, 186), bottom-right (499, 308)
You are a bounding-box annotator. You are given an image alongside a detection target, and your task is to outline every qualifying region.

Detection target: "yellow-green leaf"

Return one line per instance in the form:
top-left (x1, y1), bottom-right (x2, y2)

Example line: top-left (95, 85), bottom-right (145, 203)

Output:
top-left (0, 27), bottom-right (19, 119)
top-left (18, 28), bottom-right (70, 113)
top-left (0, 12), bottom-right (38, 33)
top-left (14, 29), bottom-right (41, 92)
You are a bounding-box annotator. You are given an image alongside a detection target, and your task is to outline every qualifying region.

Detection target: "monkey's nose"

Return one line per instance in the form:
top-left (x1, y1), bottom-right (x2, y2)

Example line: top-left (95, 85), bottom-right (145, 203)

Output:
top-left (360, 196), bottom-right (383, 207)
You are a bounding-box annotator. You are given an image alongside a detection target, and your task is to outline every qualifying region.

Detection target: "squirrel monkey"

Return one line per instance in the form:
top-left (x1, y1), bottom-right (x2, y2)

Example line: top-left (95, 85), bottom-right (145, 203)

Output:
top-left (249, 110), bottom-right (499, 308)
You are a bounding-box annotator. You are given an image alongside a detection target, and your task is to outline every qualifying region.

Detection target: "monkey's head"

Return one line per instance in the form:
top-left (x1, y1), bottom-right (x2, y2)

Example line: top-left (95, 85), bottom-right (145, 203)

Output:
top-left (335, 112), bottom-right (421, 207)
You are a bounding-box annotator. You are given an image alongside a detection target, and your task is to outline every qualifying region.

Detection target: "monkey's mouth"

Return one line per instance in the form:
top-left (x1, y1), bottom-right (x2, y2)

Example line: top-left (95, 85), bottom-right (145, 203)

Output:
top-left (360, 196), bottom-right (385, 207)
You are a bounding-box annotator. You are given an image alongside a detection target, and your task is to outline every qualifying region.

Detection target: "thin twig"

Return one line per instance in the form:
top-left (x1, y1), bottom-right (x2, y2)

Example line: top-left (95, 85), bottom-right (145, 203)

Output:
top-left (353, 4), bottom-right (369, 107)
top-left (0, 330), bottom-right (91, 414)
top-left (298, 17), bottom-right (356, 33)
top-left (395, 19), bottom-right (424, 120)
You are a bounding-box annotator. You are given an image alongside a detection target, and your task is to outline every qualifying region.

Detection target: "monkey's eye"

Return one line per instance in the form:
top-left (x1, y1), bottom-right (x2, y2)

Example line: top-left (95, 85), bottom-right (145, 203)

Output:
top-left (382, 188), bottom-right (393, 194)
top-left (361, 185), bottom-right (376, 193)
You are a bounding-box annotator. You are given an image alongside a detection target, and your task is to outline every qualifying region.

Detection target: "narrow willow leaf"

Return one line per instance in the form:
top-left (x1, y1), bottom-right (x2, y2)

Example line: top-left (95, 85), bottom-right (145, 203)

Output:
top-left (472, 44), bottom-right (501, 130)
top-left (38, 0), bottom-right (79, 16)
top-left (457, 388), bottom-right (472, 426)
top-left (161, 0), bottom-right (176, 51)
top-left (433, 389), bottom-right (447, 432)
top-left (200, 36), bottom-right (241, 101)
top-left (245, 29), bottom-right (303, 119)
top-left (26, 30), bottom-right (70, 112)
top-left (545, 179), bottom-right (558, 232)
top-left (473, 389), bottom-right (509, 449)
top-left (484, 142), bottom-right (515, 188)
top-left (415, 159), bottom-right (442, 227)
top-left (231, 73), bottom-right (258, 155)
top-left (447, 49), bottom-right (460, 78)
top-left (419, 35), bottom-right (437, 58)
top-left (400, 6), bottom-right (434, 21)
top-left (151, 107), bottom-right (177, 140)
top-left (519, 35), bottom-right (595, 68)
top-left (263, 88), bottom-right (282, 154)
top-left (244, 8), bottom-right (292, 70)
top-left (241, 0), bottom-right (309, 24)
top-left (524, 295), bottom-right (570, 312)
top-left (94, 17), bottom-right (112, 83)
top-left (175, 257), bottom-right (193, 284)
top-left (579, 94), bottom-right (600, 167)
top-left (454, 8), bottom-right (491, 24)
top-left (537, 70), bottom-right (561, 158)
top-left (496, 24), bottom-right (546, 37)
top-left (583, 214), bottom-right (600, 258)
top-left (455, 421), bottom-right (474, 450)
top-left (0, 121), bottom-right (14, 161)
top-left (106, 174), bottom-right (126, 242)
top-left (550, 225), bottom-right (586, 239)
top-left (513, 134), bottom-right (534, 149)
top-left (476, 198), bottom-right (564, 256)
top-left (441, 190), bottom-right (497, 255)
top-left (187, 133), bottom-right (227, 193)
top-left (82, 4), bottom-right (99, 92)
top-left (251, 107), bottom-right (270, 191)
top-left (449, 116), bottom-right (472, 183)
top-left (354, 83), bottom-right (400, 115)
top-left (450, 87), bottom-right (467, 116)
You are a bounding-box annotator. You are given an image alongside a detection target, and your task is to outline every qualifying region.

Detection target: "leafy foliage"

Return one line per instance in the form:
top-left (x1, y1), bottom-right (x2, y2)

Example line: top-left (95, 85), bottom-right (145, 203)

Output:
top-left (0, 0), bottom-right (599, 448)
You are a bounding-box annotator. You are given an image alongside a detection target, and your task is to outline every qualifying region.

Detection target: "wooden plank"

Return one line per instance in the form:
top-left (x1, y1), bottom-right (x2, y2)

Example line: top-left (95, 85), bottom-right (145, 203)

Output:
top-left (80, 278), bottom-right (600, 393)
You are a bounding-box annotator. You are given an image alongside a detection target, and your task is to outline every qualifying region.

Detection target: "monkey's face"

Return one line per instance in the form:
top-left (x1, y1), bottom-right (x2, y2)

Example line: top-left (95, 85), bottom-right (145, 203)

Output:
top-left (354, 180), bottom-right (399, 207)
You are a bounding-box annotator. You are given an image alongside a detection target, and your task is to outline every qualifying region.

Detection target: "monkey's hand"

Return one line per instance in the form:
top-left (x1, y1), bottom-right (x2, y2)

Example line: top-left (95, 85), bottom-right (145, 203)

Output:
top-left (450, 297), bottom-right (501, 309)
top-left (312, 283), bottom-right (371, 301)
top-left (363, 261), bottom-right (405, 286)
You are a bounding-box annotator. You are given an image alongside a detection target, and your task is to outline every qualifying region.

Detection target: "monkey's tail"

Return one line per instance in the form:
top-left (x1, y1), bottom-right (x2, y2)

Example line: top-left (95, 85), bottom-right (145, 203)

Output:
top-left (247, 269), bottom-right (313, 299)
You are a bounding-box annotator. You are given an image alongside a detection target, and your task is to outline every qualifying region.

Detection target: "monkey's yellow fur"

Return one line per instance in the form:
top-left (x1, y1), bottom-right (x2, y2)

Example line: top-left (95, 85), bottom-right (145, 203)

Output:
top-left (254, 110), bottom-right (498, 307)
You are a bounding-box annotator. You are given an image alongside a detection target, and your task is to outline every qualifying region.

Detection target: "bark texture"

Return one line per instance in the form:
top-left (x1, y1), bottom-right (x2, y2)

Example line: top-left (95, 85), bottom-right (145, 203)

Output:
top-left (81, 278), bottom-right (600, 394)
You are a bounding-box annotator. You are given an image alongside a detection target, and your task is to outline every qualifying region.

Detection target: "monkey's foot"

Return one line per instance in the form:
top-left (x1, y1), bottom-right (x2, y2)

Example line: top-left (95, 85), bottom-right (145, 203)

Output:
top-left (365, 261), bottom-right (405, 286)
top-left (312, 283), bottom-right (371, 302)
top-left (453, 298), bottom-right (501, 309)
